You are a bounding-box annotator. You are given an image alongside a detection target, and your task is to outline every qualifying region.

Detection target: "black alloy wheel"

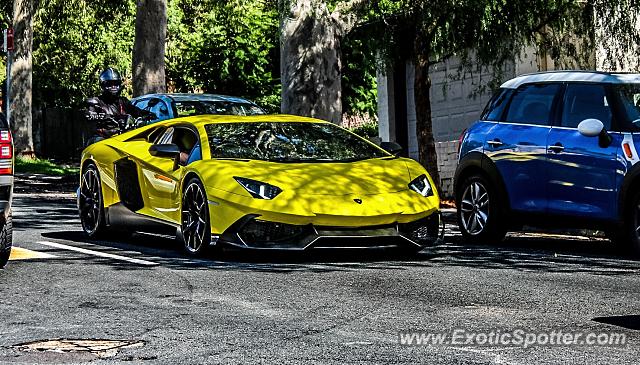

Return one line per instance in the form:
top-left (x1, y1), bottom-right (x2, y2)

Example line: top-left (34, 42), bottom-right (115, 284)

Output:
top-left (79, 164), bottom-right (107, 237)
top-left (181, 178), bottom-right (211, 255)
top-left (0, 212), bottom-right (12, 268)
top-left (456, 174), bottom-right (507, 242)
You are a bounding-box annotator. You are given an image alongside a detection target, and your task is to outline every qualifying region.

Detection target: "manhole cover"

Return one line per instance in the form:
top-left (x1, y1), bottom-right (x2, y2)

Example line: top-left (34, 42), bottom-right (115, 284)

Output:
top-left (13, 339), bottom-right (144, 358)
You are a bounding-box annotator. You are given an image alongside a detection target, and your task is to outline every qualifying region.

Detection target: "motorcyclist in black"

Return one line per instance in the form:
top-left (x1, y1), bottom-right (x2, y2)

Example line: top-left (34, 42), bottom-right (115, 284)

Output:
top-left (85, 68), bottom-right (156, 144)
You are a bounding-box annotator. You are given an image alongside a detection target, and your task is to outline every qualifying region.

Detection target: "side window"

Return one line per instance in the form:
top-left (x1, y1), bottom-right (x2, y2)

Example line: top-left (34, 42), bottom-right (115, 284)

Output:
top-left (149, 99), bottom-right (171, 121)
top-left (505, 83), bottom-right (560, 126)
top-left (173, 127), bottom-right (199, 166)
top-left (134, 99), bottom-right (149, 110)
top-left (155, 127), bottom-right (174, 145)
top-left (147, 127), bottom-right (166, 143)
top-left (561, 84), bottom-right (612, 130)
top-left (481, 88), bottom-right (513, 121)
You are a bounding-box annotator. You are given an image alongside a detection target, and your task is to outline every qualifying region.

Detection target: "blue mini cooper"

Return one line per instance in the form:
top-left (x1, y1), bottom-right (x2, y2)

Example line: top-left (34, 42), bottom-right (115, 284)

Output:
top-left (455, 71), bottom-right (640, 254)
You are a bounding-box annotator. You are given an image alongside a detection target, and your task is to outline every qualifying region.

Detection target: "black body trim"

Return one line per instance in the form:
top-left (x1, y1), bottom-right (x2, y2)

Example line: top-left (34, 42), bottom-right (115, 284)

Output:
top-left (454, 151), bottom-right (509, 210)
top-left (114, 158), bottom-right (145, 212)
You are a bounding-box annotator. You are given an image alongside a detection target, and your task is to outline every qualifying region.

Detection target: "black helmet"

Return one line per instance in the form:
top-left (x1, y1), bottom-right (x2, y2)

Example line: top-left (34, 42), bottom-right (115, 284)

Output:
top-left (99, 67), bottom-right (123, 96)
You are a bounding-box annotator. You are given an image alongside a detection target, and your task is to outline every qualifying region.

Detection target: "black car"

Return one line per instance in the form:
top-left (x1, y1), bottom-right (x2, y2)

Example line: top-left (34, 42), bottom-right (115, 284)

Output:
top-left (0, 114), bottom-right (13, 268)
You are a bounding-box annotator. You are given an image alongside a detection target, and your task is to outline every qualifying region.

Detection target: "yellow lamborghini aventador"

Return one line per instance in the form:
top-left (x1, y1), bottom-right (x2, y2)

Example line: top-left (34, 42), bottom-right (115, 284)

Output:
top-left (78, 114), bottom-right (441, 255)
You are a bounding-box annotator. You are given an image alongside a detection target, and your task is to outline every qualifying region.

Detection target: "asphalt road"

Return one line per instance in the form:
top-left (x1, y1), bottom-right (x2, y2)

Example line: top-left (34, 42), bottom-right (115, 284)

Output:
top-left (1, 186), bottom-right (640, 364)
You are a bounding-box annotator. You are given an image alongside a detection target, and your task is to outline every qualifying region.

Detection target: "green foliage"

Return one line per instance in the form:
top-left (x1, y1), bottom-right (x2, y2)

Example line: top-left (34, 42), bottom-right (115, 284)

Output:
top-left (167, 0), bottom-right (280, 111)
top-left (15, 156), bottom-right (79, 176)
top-left (32, 0), bottom-right (136, 108)
top-left (0, 0), bottom-right (280, 111)
top-left (368, 0), bottom-right (640, 78)
top-left (349, 122), bottom-right (379, 139)
top-left (342, 29), bottom-right (378, 118)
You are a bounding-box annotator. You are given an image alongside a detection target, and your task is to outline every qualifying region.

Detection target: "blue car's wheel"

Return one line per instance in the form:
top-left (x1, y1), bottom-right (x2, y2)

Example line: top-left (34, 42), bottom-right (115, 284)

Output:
top-left (625, 190), bottom-right (640, 256)
top-left (457, 174), bottom-right (506, 242)
top-left (181, 178), bottom-right (211, 255)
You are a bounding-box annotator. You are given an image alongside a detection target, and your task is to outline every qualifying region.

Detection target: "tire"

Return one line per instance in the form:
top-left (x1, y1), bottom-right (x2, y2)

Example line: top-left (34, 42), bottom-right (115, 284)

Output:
top-left (79, 163), bottom-right (108, 237)
top-left (456, 174), bottom-right (507, 242)
top-left (0, 212), bottom-right (12, 269)
top-left (622, 189), bottom-right (640, 256)
top-left (181, 177), bottom-right (211, 256)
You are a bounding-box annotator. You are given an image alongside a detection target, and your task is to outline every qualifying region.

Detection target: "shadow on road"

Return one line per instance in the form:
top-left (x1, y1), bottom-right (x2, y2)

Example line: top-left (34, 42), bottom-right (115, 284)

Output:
top-left (593, 315), bottom-right (640, 331)
top-left (12, 195), bottom-right (640, 275)
top-left (38, 227), bottom-right (640, 276)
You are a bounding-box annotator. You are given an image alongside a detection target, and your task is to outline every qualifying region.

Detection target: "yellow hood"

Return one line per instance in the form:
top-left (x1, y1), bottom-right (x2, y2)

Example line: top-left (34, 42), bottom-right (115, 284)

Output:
top-left (194, 157), bottom-right (412, 197)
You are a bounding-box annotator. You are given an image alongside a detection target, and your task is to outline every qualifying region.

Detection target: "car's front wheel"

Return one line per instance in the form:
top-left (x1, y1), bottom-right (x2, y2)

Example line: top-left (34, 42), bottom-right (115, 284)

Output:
top-left (456, 174), bottom-right (507, 242)
top-left (0, 212), bottom-right (12, 269)
top-left (181, 177), bottom-right (211, 255)
top-left (79, 163), bottom-right (107, 237)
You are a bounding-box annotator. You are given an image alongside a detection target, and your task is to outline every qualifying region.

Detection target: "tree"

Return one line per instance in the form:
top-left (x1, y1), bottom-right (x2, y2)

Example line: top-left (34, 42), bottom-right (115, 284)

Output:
top-left (166, 0), bottom-right (280, 111)
top-left (10, 0), bottom-right (35, 156)
top-left (279, 0), bottom-right (364, 123)
top-left (32, 0), bottom-right (136, 108)
top-left (132, 0), bottom-right (167, 96)
top-left (368, 0), bottom-right (631, 192)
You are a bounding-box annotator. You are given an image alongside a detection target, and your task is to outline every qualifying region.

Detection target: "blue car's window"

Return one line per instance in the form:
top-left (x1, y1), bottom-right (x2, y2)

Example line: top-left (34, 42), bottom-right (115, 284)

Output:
top-left (149, 99), bottom-right (171, 121)
top-left (561, 84), bottom-right (612, 129)
top-left (614, 84), bottom-right (640, 131)
top-left (481, 88), bottom-right (512, 121)
top-left (176, 101), bottom-right (265, 117)
top-left (205, 122), bottom-right (389, 162)
top-left (505, 83), bottom-right (560, 126)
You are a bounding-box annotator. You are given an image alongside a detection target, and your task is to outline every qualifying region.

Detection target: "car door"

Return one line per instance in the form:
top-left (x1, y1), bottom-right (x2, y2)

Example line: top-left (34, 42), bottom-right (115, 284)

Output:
top-left (131, 126), bottom-right (184, 223)
top-left (138, 125), bottom-right (202, 223)
top-left (546, 83), bottom-right (619, 220)
top-left (485, 83), bottom-right (561, 213)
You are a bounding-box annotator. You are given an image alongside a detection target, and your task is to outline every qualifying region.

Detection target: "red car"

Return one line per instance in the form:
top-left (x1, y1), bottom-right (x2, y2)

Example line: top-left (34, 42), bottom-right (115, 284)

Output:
top-left (0, 114), bottom-right (13, 268)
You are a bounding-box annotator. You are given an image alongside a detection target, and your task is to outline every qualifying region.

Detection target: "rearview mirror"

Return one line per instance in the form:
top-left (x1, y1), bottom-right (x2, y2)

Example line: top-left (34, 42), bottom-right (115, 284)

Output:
top-left (577, 119), bottom-right (604, 137)
top-left (149, 143), bottom-right (180, 158)
top-left (380, 141), bottom-right (403, 156)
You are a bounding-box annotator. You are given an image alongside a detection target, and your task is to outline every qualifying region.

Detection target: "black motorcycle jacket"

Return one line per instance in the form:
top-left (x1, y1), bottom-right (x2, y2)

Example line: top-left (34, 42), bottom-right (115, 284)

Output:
top-left (85, 94), bottom-right (156, 138)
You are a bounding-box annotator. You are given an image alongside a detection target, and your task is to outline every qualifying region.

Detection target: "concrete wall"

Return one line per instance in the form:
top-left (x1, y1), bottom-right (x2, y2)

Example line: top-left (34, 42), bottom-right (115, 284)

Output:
top-left (435, 140), bottom-right (460, 199)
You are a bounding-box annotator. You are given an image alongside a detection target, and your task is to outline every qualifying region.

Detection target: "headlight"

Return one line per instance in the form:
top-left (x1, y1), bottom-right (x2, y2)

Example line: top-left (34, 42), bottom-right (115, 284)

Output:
top-left (408, 174), bottom-right (433, 197)
top-left (234, 177), bottom-right (282, 200)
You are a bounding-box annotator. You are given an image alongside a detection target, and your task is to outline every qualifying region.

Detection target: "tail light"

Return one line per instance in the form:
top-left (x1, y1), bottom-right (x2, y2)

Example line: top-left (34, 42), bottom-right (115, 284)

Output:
top-left (0, 130), bottom-right (13, 174)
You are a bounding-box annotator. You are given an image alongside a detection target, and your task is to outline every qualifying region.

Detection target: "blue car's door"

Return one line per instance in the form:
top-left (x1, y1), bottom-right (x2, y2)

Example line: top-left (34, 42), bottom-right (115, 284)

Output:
top-left (485, 83), bottom-right (561, 213)
top-left (546, 83), bottom-right (620, 220)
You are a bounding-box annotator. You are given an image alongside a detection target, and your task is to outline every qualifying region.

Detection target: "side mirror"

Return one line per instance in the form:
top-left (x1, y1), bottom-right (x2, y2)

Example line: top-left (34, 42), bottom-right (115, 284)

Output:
top-left (577, 119), bottom-right (604, 137)
top-left (380, 141), bottom-right (403, 156)
top-left (149, 143), bottom-right (181, 158)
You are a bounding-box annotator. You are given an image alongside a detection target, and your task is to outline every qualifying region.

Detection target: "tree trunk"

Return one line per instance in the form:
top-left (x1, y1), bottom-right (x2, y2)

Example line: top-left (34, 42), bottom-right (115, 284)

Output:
top-left (10, 0), bottom-right (35, 157)
top-left (280, 0), bottom-right (342, 123)
top-left (414, 36), bottom-right (441, 196)
top-left (132, 0), bottom-right (167, 97)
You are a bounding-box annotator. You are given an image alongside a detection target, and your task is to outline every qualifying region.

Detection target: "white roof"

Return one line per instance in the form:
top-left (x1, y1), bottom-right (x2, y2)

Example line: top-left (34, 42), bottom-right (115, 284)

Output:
top-left (501, 71), bottom-right (640, 89)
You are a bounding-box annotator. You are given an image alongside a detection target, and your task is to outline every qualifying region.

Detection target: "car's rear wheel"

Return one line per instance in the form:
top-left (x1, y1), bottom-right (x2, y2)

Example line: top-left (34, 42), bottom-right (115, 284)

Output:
top-left (0, 212), bottom-right (12, 269)
top-left (457, 174), bottom-right (507, 242)
top-left (181, 178), bottom-right (211, 255)
top-left (79, 164), bottom-right (107, 237)
top-left (623, 189), bottom-right (640, 256)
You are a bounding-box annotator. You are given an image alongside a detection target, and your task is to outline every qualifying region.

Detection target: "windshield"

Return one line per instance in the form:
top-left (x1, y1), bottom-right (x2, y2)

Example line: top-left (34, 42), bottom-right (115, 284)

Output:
top-left (614, 84), bottom-right (640, 130)
top-left (205, 122), bottom-right (389, 162)
top-left (176, 100), bottom-right (265, 117)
